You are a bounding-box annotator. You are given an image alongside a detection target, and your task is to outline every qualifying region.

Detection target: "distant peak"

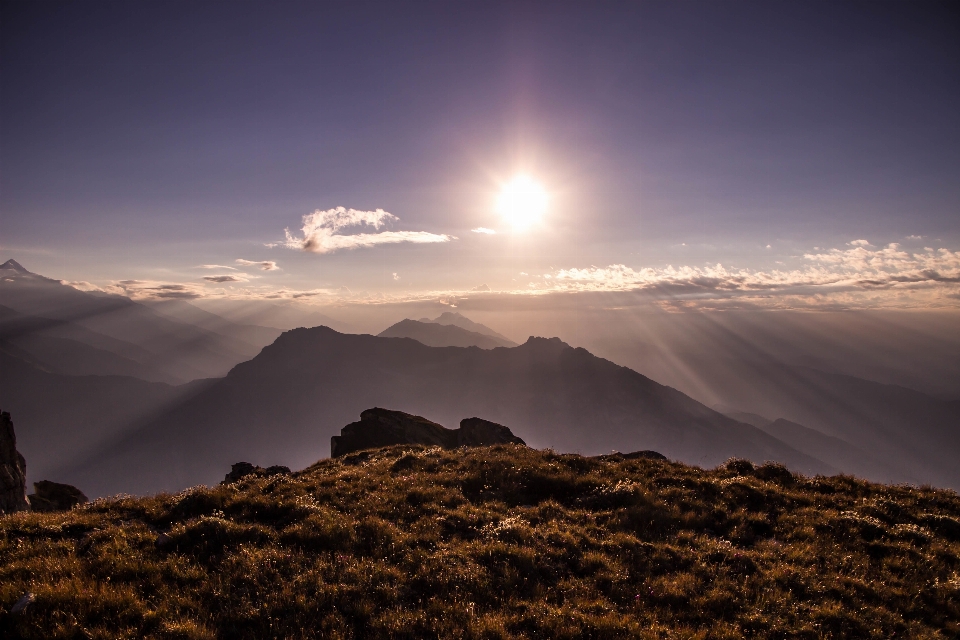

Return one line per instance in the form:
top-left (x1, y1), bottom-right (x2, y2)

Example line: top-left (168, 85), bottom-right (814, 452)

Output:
top-left (521, 336), bottom-right (571, 350)
top-left (0, 259), bottom-right (29, 274)
top-left (435, 311), bottom-right (465, 320)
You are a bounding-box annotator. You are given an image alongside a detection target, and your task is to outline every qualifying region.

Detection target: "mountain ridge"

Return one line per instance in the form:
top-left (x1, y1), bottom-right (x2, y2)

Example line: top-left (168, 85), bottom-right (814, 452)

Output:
top-left (60, 326), bottom-right (835, 497)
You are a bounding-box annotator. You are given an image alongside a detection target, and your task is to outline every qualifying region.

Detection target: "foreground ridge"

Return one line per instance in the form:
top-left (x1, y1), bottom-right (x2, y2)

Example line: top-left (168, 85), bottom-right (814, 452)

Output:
top-left (2, 445), bottom-right (959, 638)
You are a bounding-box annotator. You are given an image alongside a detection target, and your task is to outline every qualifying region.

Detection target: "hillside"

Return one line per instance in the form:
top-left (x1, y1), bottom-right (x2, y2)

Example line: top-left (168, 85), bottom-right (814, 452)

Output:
top-left (2, 445), bottom-right (959, 638)
top-left (59, 327), bottom-right (832, 497)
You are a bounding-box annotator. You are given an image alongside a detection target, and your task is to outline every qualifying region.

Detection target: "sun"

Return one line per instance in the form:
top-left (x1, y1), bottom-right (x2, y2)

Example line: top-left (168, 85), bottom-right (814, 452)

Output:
top-left (497, 176), bottom-right (548, 231)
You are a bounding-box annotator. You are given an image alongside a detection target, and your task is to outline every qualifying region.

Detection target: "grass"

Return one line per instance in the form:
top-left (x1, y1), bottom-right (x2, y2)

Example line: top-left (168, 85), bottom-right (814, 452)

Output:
top-left (2, 445), bottom-right (959, 639)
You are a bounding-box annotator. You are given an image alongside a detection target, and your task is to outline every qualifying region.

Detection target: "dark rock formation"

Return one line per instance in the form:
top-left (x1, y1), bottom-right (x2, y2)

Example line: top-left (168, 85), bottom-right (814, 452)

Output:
top-left (222, 462), bottom-right (291, 484)
top-left (28, 480), bottom-right (88, 512)
top-left (0, 410), bottom-right (29, 514)
top-left (457, 417), bottom-right (527, 447)
top-left (331, 408), bottom-right (526, 457)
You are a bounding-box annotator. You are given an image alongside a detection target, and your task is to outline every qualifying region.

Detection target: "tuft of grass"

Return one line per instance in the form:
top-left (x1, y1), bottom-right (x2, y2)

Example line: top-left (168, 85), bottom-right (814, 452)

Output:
top-left (1, 445), bottom-right (959, 638)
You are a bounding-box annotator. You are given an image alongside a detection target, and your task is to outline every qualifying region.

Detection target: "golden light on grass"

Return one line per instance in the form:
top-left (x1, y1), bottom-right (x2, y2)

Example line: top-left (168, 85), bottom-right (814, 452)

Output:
top-left (497, 176), bottom-right (548, 231)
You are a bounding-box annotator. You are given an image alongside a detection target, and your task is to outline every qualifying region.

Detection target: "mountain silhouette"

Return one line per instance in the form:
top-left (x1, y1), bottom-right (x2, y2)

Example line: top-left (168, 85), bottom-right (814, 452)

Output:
top-left (378, 319), bottom-right (515, 349)
top-left (419, 311), bottom-right (517, 345)
top-left (61, 327), bottom-right (833, 497)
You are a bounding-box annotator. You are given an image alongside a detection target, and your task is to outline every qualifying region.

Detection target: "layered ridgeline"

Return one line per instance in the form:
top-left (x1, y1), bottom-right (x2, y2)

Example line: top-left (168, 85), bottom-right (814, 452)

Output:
top-left (2, 444), bottom-right (959, 638)
top-left (0, 260), bottom-right (283, 483)
top-left (60, 326), bottom-right (836, 497)
top-left (0, 259), bottom-right (281, 384)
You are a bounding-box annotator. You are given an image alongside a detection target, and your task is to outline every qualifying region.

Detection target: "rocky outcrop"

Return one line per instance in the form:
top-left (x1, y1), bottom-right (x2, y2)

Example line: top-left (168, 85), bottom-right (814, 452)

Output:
top-left (222, 462), bottom-right (291, 484)
top-left (28, 480), bottom-right (87, 512)
top-left (331, 408), bottom-right (526, 457)
top-left (0, 411), bottom-right (29, 514)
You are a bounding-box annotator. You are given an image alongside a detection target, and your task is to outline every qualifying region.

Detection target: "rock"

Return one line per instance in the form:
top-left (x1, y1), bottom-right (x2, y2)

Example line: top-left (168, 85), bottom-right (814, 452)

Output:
top-left (331, 408), bottom-right (526, 457)
top-left (28, 480), bottom-right (88, 512)
top-left (457, 417), bottom-right (526, 447)
top-left (11, 592), bottom-right (34, 614)
top-left (0, 411), bottom-right (30, 514)
top-left (222, 462), bottom-right (291, 484)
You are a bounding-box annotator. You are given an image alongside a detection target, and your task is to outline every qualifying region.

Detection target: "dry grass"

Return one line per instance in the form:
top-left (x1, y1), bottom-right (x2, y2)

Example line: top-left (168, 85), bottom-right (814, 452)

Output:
top-left (2, 445), bottom-right (959, 638)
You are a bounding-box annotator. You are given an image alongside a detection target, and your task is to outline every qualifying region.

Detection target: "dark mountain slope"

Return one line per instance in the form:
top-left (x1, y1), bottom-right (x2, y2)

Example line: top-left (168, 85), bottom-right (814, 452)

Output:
top-left (670, 356), bottom-right (960, 488)
top-left (759, 418), bottom-right (902, 483)
top-left (0, 352), bottom-right (205, 484)
top-left (378, 319), bottom-right (514, 349)
top-left (64, 327), bottom-right (832, 497)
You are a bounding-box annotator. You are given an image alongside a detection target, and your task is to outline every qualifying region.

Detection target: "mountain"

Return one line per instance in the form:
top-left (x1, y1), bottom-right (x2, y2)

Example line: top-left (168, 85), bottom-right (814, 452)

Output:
top-left (419, 311), bottom-right (517, 346)
top-left (143, 299), bottom-right (282, 352)
top-left (378, 319), bottom-right (515, 349)
top-left (0, 304), bottom-right (177, 382)
top-left (757, 418), bottom-right (902, 482)
top-left (0, 350), bottom-right (209, 485)
top-left (5, 444), bottom-right (959, 638)
top-left (0, 260), bottom-right (273, 382)
top-left (669, 356), bottom-right (960, 488)
top-left (61, 327), bottom-right (833, 497)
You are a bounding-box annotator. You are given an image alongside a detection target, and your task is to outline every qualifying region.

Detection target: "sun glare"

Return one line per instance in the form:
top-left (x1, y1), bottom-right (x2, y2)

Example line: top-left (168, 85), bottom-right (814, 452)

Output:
top-left (497, 176), bottom-right (548, 231)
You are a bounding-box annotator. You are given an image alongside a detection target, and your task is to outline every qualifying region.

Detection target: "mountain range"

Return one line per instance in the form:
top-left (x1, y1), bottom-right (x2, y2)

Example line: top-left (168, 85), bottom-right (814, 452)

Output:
top-left (2, 259), bottom-right (958, 497)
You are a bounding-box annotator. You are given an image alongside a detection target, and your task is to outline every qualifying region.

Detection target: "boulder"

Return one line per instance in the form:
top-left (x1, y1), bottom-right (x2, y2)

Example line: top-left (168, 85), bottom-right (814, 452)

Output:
top-left (457, 417), bottom-right (526, 447)
top-left (0, 411), bottom-right (29, 514)
top-left (28, 480), bottom-right (87, 512)
top-left (222, 462), bottom-right (291, 484)
top-left (331, 408), bottom-right (526, 457)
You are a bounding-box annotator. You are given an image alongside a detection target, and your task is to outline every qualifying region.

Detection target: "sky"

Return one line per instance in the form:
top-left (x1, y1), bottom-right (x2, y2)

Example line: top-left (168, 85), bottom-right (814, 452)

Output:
top-left (2, 0), bottom-right (959, 313)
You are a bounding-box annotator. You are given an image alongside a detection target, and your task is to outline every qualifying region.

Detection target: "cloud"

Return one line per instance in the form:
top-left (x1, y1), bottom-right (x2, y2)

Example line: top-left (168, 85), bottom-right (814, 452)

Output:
top-left (283, 207), bottom-right (453, 254)
top-left (472, 284), bottom-right (491, 292)
top-left (392, 273), bottom-right (400, 281)
top-left (203, 275), bottom-right (247, 283)
top-left (236, 259), bottom-right (279, 271)
top-left (848, 239), bottom-right (872, 247)
top-left (198, 264), bottom-right (237, 270)
top-left (907, 235), bottom-right (924, 240)
top-left (61, 280), bottom-right (104, 292)
top-left (472, 227), bottom-right (496, 235)
top-left (544, 243), bottom-right (960, 309)
top-left (109, 280), bottom-right (206, 300)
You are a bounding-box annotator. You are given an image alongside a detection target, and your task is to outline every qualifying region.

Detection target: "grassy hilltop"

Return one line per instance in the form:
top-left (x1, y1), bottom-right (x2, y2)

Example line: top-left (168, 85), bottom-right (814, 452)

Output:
top-left (2, 445), bottom-right (960, 639)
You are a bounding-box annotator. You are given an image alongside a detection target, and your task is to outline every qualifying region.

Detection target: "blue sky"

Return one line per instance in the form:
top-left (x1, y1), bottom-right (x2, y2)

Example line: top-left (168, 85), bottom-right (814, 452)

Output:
top-left (2, 1), bottom-right (958, 309)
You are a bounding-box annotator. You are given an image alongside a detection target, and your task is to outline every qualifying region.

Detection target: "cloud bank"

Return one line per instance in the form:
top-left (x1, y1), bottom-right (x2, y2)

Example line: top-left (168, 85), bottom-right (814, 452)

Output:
top-left (546, 242), bottom-right (960, 308)
top-left (283, 207), bottom-right (452, 254)
top-left (66, 240), bottom-right (960, 310)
